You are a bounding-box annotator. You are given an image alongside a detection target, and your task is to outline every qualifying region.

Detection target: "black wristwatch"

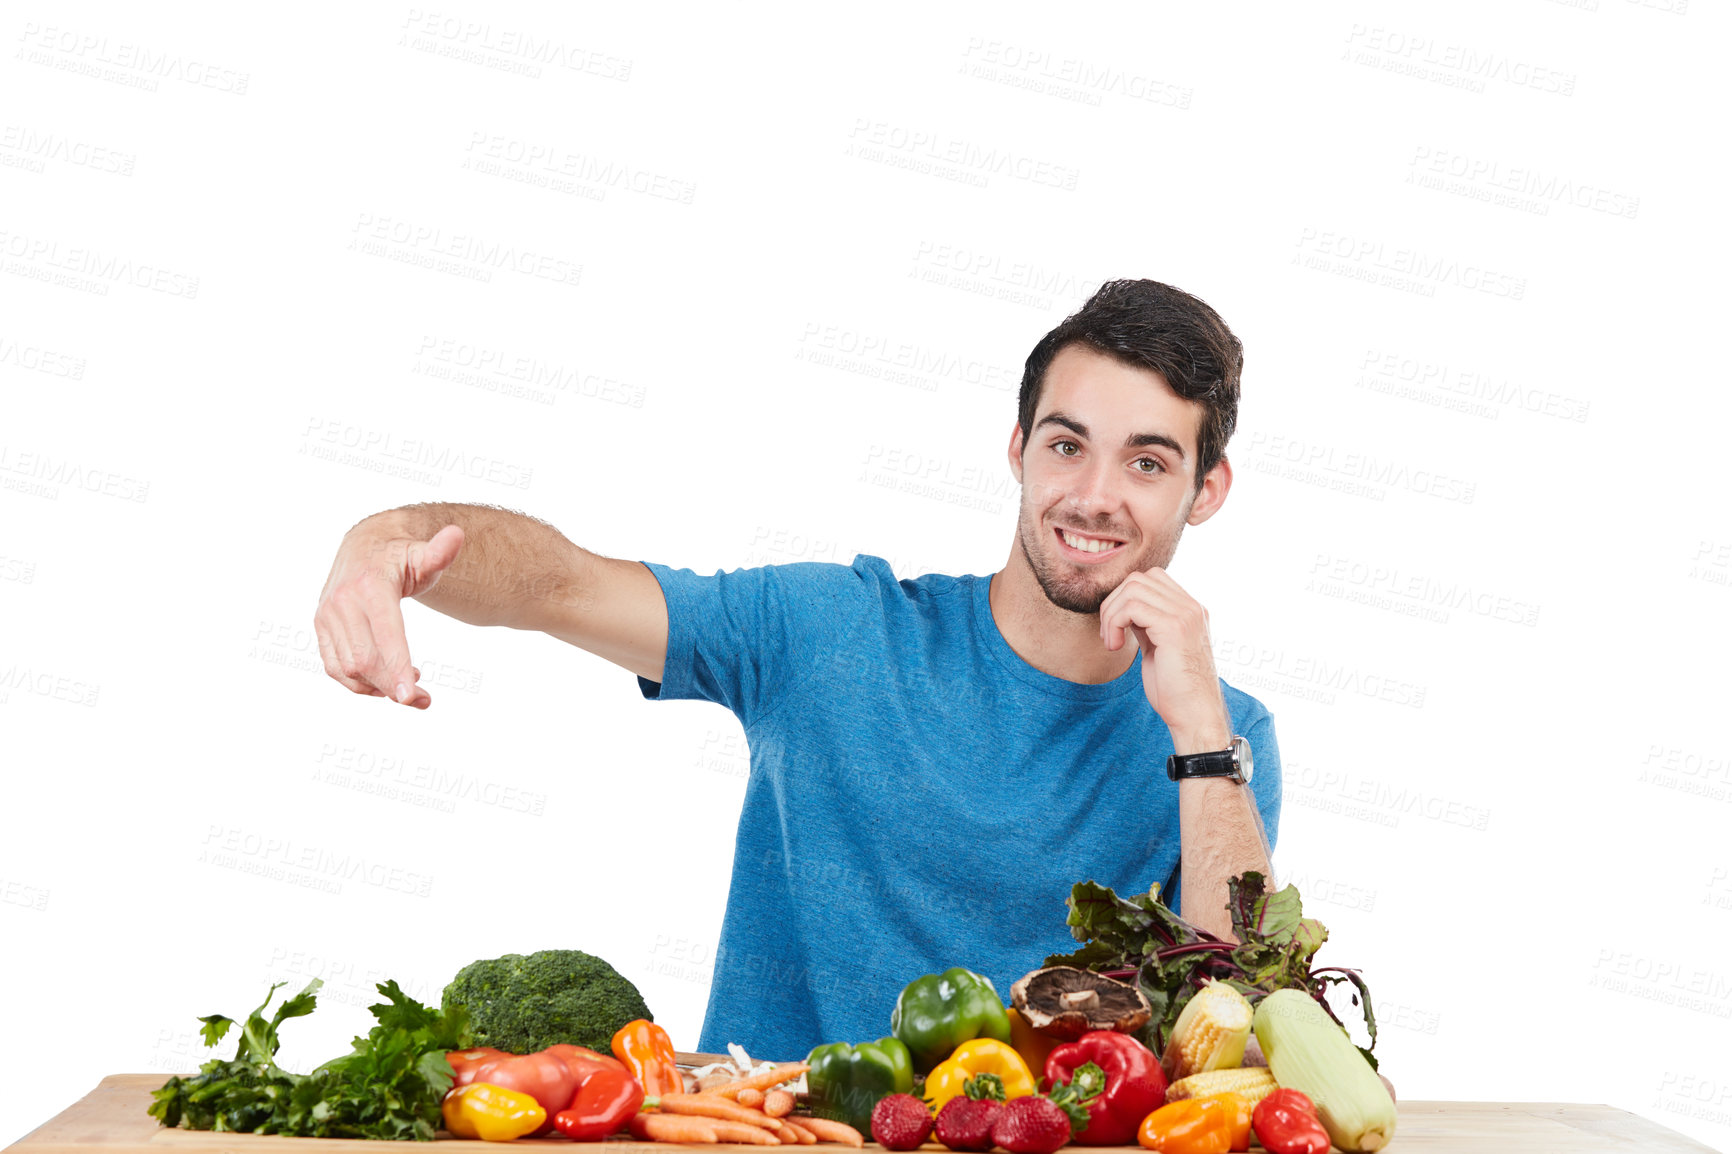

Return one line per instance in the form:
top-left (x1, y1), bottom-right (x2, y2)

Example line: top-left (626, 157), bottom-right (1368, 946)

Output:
top-left (1166, 735), bottom-right (1253, 785)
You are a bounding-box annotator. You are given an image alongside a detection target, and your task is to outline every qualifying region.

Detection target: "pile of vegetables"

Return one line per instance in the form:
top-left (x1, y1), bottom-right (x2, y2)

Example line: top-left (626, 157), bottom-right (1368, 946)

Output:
top-left (148, 877), bottom-right (1398, 1152)
top-left (815, 873), bottom-right (1396, 1154)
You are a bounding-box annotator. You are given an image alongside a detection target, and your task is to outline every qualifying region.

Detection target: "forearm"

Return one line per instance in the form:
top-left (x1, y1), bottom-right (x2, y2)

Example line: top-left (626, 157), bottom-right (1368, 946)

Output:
top-left (1178, 777), bottom-right (1273, 941)
top-left (349, 503), bottom-right (595, 632)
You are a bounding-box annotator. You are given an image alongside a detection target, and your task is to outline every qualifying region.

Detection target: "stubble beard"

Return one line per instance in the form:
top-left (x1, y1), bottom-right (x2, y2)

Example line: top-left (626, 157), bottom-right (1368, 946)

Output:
top-left (1017, 512), bottom-right (1184, 615)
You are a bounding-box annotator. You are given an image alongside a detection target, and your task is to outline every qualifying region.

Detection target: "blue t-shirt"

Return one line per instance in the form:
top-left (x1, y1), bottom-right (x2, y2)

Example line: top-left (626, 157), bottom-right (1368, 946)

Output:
top-left (638, 555), bottom-right (1281, 1059)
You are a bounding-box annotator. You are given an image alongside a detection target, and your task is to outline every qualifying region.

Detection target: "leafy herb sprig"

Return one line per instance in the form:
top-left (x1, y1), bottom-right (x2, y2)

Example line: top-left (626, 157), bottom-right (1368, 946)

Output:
top-left (1044, 872), bottom-right (1378, 1066)
top-left (149, 978), bottom-right (467, 1140)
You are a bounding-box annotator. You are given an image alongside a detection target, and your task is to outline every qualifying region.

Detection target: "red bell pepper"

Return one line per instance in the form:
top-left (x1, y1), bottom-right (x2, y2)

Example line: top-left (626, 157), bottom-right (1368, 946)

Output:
top-left (1043, 1030), bottom-right (1169, 1147)
top-left (552, 1065), bottom-right (646, 1141)
top-left (1251, 1089), bottom-right (1330, 1154)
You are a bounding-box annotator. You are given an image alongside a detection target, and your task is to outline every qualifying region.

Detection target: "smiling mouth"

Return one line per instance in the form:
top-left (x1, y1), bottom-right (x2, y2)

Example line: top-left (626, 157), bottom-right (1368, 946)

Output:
top-left (1055, 526), bottom-right (1128, 560)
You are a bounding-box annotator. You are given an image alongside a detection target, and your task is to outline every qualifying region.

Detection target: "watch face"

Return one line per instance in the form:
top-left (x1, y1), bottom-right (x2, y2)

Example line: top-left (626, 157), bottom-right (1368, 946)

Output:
top-left (1233, 735), bottom-right (1253, 785)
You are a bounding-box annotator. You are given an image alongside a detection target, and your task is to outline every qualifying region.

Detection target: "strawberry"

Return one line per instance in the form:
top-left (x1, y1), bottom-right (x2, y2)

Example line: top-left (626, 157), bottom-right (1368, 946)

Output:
top-left (933, 1095), bottom-right (1002, 1152)
top-left (871, 1094), bottom-right (934, 1151)
top-left (990, 1096), bottom-right (1075, 1154)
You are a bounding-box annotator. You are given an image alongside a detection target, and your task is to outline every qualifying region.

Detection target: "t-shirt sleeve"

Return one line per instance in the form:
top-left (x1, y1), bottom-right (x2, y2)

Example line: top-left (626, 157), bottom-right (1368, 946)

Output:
top-left (636, 560), bottom-right (874, 728)
top-left (1245, 709), bottom-right (1282, 853)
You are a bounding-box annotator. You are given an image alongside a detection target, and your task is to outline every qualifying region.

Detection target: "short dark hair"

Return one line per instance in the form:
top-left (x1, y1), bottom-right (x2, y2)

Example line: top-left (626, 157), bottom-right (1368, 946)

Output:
top-left (1018, 279), bottom-right (1243, 491)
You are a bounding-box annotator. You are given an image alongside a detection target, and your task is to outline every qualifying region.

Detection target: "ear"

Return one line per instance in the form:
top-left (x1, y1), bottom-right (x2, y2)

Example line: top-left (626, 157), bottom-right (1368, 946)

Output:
top-left (1185, 456), bottom-right (1233, 526)
top-left (1007, 421), bottom-right (1026, 485)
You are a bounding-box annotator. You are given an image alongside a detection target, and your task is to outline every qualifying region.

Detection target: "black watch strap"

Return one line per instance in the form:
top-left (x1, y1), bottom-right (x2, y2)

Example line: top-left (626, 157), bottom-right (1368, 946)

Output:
top-left (1166, 736), bottom-right (1250, 783)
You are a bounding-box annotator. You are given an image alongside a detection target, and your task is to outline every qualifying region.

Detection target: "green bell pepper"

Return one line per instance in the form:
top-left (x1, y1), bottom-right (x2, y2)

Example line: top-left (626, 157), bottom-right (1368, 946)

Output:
top-left (890, 967), bottom-right (1013, 1074)
top-left (804, 1037), bottom-right (914, 1133)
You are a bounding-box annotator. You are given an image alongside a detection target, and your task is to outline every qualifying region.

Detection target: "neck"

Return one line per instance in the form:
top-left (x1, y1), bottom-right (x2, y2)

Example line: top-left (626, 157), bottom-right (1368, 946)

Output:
top-left (989, 544), bottom-right (1138, 685)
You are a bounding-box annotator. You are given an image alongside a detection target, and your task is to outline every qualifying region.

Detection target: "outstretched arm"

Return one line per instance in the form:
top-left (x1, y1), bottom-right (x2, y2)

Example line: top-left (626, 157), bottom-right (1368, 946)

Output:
top-left (314, 503), bottom-right (668, 708)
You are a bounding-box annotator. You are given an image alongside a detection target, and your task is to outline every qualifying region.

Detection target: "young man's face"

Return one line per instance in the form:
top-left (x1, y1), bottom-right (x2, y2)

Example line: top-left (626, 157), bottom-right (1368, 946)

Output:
top-left (1009, 343), bottom-right (1231, 614)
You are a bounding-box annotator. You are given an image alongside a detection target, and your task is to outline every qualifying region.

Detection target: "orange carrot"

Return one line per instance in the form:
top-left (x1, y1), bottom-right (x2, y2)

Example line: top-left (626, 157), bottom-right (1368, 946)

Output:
top-left (779, 1120), bottom-right (818, 1145)
top-left (705, 1121), bottom-right (783, 1146)
top-left (631, 1113), bottom-right (719, 1143)
top-left (659, 1093), bottom-right (783, 1130)
top-left (762, 1090), bottom-right (795, 1119)
top-left (713, 1064), bottom-right (811, 1098)
top-left (775, 1124), bottom-right (800, 1145)
top-left (795, 1118), bottom-right (864, 1147)
top-left (736, 1088), bottom-right (766, 1109)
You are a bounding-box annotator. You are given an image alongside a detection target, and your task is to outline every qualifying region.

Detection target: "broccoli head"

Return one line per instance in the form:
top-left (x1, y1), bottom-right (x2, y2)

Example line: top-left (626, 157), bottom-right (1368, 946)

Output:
top-left (442, 949), bottom-right (653, 1055)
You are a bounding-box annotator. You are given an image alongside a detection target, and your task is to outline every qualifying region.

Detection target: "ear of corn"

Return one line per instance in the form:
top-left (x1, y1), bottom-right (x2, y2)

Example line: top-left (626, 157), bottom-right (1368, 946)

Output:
top-left (1253, 989), bottom-right (1397, 1153)
top-left (1165, 1066), bottom-right (1278, 1105)
top-left (1160, 981), bottom-right (1253, 1081)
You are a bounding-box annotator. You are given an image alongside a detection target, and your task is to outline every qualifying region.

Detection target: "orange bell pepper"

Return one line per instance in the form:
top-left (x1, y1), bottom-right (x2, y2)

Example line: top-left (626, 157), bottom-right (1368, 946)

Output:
top-left (1005, 1007), bottom-right (1061, 1080)
top-left (611, 1019), bottom-right (682, 1098)
top-left (1199, 1093), bottom-right (1252, 1153)
top-left (1137, 1096), bottom-right (1235, 1154)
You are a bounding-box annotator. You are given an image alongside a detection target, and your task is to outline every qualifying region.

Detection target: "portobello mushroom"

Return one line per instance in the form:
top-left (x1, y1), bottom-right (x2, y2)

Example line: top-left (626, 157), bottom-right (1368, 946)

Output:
top-left (1009, 966), bottom-right (1151, 1040)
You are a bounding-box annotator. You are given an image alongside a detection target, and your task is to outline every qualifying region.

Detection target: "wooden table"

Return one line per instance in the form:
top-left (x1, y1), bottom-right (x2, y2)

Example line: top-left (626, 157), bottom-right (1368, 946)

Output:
top-left (5, 1075), bottom-right (1718, 1154)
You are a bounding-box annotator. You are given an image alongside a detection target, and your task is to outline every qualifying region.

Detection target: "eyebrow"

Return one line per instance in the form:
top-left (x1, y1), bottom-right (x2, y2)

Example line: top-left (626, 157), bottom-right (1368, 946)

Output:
top-left (1033, 411), bottom-right (1187, 460)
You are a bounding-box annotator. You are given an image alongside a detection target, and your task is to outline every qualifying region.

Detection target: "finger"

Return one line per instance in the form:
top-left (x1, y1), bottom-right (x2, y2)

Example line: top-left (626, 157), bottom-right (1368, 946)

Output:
top-left (369, 591), bottom-right (422, 704)
top-left (332, 596), bottom-right (394, 697)
top-left (402, 525), bottom-right (465, 597)
top-left (317, 612), bottom-right (384, 697)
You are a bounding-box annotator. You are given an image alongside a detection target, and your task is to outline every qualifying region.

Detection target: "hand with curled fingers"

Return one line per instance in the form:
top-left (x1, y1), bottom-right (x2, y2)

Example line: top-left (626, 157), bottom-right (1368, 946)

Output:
top-left (1097, 568), bottom-right (1231, 752)
top-left (314, 522), bottom-right (464, 709)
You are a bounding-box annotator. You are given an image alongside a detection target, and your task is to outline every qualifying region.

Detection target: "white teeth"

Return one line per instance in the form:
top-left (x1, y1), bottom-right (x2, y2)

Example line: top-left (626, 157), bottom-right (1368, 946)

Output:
top-left (1061, 530), bottom-right (1118, 554)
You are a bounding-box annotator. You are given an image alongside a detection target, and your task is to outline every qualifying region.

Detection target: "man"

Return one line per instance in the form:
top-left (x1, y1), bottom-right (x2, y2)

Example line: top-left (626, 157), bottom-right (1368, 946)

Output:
top-left (315, 279), bottom-right (1280, 1058)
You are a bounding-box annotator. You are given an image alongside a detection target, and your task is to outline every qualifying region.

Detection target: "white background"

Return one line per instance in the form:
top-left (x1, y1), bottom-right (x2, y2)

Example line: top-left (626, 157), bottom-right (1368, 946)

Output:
top-left (4, 2), bottom-right (1730, 1151)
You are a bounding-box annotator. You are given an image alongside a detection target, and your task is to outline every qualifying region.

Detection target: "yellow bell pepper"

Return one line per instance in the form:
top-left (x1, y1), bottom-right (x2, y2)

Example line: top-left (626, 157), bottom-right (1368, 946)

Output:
top-left (442, 1082), bottom-right (547, 1141)
top-left (924, 1038), bottom-right (1036, 1113)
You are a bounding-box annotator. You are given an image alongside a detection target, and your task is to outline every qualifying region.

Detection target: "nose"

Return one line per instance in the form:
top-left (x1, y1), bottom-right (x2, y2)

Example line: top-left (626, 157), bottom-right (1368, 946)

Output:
top-left (1065, 458), bottom-right (1121, 518)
